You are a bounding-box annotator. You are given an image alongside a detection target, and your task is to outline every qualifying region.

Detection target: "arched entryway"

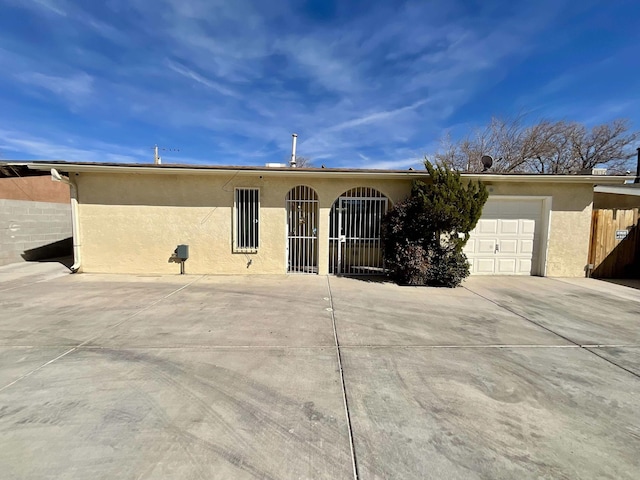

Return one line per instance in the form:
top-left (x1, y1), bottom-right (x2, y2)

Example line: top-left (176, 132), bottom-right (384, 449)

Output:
top-left (286, 185), bottom-right (319, 273)
top-left (329, 187), bottom-right (389, 275)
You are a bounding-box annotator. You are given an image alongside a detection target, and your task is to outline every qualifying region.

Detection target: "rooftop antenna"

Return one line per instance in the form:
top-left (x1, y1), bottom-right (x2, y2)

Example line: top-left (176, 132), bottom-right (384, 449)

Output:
top-left (481, 155), bottom-right (494, 172)
top-left (290, 133), bottom-right (297, 168)
top-left (152, 145), bottom-right (180, 165)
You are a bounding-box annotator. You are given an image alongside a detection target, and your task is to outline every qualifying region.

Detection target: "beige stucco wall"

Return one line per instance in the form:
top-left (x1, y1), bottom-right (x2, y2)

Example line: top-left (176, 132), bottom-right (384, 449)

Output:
top-left (74, 171), bottom-right (595, 277)
top-left (76, 172), bottom-right (410, 275)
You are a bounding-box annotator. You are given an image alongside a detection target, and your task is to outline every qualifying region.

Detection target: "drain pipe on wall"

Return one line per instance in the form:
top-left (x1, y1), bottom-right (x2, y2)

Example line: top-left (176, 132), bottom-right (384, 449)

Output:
top-left (51, 168), bottom-right (81, 273)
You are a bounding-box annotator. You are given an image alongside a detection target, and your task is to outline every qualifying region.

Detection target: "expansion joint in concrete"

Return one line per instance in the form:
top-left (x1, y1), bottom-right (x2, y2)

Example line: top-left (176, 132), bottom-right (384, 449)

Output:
top-left (326, 276), bottom-right (360, 480)
top-left (0, 275), bottom-right (205, 393)
top-left (463, 285), bottom-right (640, 381)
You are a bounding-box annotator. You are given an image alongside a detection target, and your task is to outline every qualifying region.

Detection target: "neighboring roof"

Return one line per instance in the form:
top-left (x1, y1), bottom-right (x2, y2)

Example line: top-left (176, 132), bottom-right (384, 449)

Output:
top-left (0, 160), bottom-right (633, 184)
top-left (0, 164), bottom-right (49, 178)
top-left (594, 183), bottom-right (640, 196)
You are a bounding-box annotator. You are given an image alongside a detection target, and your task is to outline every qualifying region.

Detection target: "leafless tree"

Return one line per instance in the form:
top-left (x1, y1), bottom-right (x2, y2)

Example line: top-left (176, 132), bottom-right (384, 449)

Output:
top-left (294, 156), bottom-right (313, 168)
top-left (569, 119), bottom-right (637, 174)
top-left (282, 156), bottom-right (314, 167)
top-left (431, 116), bottom-right (638, 174)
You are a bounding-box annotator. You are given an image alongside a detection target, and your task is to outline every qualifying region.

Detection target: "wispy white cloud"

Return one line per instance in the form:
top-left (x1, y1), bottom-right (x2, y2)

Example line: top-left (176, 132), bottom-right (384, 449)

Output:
top-left (2, 0), bottom-right (630, 169)
top-left (327, 100), bottom-right (428, 133)
top-left (0, 129), bottom-right (146, 163)
top-left (29, 0), bottom-right (68, 16)
top-left (165, 60), bottom-right (240, 98)
top-left (15, 72), bottom-right (94, 106)
top-left (274, 37), bottom-right (362, 95)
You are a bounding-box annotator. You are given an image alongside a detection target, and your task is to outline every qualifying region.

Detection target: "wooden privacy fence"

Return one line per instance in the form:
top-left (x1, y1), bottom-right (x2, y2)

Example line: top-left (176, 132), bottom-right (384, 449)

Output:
top-left (588, 208), bottom-right (640, 278)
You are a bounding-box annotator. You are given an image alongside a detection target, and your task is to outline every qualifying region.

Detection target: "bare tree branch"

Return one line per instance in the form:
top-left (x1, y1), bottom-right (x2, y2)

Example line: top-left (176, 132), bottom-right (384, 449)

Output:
top-left (294, 156), bottom-right (313, 167)
top-left (430, 116), bottom-right (639, 174)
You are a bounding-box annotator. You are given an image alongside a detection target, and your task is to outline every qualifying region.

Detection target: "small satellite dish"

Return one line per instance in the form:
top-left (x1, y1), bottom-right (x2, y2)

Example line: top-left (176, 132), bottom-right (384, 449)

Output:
top-left (481, 155), bottom-right (493, 171)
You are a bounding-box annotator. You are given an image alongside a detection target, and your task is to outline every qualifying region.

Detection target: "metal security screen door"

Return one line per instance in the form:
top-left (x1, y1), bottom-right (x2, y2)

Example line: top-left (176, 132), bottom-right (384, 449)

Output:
top-left (286, 186), bottom-right (319, 273)
top-left (329, 188), bottom-right (389, 275)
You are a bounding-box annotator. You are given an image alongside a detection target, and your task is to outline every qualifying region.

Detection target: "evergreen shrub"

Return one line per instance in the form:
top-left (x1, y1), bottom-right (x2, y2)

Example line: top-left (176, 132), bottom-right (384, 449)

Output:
top-left (381, 160), bottom-right (488, 286)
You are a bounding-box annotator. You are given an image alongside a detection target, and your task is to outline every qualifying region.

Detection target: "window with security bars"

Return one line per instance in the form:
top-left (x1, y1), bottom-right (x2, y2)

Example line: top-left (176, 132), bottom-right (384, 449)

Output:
top-left (234, 188), bottom-right (259, 251)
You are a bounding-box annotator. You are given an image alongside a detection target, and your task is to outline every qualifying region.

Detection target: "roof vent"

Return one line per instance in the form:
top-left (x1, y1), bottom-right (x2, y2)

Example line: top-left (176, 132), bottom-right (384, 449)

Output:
top-left (290, 133), bottom-right (298, 168)
top-left (265, 163), bottom-right (287, 168)
top-left (579, 167), bottom-right (607, 175)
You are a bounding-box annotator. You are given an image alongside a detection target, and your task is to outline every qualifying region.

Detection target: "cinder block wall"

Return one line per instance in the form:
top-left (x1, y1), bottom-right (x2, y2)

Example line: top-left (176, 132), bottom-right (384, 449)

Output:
top-left (0, 199), bottom-right (72, 266)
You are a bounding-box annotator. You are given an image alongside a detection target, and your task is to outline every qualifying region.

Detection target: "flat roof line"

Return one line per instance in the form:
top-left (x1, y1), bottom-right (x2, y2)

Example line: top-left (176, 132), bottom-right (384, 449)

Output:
top-left (0, 160), bottom-right (632, 184)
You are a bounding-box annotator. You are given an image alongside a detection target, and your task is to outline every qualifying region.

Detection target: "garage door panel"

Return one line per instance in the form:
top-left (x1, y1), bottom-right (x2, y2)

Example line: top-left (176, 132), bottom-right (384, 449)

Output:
top-left (478, 219), bottom-right (498, 234)
top-left (463, 239), bottom-right (476, 254)
top-left (520, 239), bottom-right (534, 254)
top-left (476, 258), bottom-right (495, 273)
top-left (499, 219), bottom-right (519, 234)
top-left (521, 219), bottom-right (536, 234)
top-left (499, 239), bottom-right (518, 254)
top-left (477, 239), bottom-right (496, 254)
top-left (467, 198), bottom-right (543, 276)
top-left (497, 258), bottom-right (516, 273)
top-left (518, 258), bottom-right (532, 274)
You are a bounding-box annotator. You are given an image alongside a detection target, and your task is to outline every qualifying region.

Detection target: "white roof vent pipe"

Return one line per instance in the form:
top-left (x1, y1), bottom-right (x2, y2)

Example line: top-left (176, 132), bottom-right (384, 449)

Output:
top-left (290, 133), bottom-right (297, 168)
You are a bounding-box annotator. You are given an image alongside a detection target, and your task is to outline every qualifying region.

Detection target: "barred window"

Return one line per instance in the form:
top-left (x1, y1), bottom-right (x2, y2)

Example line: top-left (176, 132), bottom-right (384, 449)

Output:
top-left (234, 188), bottom-right (259, 251)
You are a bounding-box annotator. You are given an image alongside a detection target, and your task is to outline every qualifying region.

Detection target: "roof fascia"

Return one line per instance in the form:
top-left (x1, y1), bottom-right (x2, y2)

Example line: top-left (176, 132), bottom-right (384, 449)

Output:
top-left (594, 185), bottom-right (640, 196)
top-left (7, 161), bottom-right (633, 185)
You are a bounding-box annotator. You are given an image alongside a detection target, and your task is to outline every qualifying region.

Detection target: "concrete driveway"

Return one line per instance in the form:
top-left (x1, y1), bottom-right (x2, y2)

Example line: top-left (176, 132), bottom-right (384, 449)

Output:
top-left (0, 263), bottom-right (639, 479)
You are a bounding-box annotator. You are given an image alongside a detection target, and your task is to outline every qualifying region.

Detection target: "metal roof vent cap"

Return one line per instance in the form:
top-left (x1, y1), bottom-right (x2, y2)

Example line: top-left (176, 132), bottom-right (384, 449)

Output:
top-left (290, 133), bottom-right (297, 168)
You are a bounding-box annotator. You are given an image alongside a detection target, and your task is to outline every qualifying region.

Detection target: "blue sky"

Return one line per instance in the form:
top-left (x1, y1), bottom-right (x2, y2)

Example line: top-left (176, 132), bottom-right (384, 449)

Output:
top-left (0, 0), bottom-right (638, 169)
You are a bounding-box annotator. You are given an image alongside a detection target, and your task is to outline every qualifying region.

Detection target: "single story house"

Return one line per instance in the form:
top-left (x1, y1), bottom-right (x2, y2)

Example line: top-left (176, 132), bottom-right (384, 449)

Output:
top-left (4, 160), bottom-right (632, 277)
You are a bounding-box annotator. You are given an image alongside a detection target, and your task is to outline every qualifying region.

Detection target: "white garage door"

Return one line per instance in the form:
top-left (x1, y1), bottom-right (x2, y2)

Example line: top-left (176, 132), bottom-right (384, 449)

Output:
top-left (464, 199), bottom-right (543, 275)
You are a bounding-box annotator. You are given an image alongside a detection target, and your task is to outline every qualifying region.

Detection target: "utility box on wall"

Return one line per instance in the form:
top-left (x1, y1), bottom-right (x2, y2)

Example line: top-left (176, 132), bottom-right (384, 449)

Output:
top-left (175, 244), bottom-right (189, 260)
